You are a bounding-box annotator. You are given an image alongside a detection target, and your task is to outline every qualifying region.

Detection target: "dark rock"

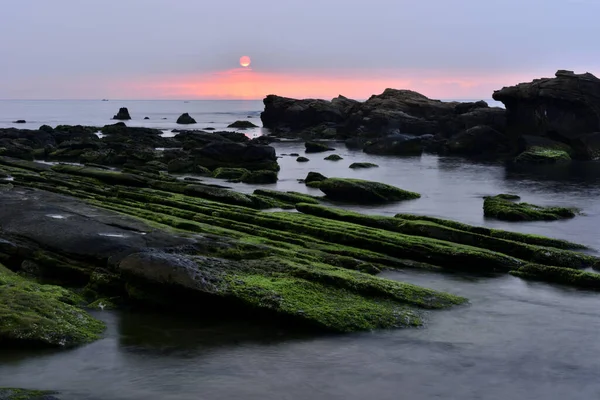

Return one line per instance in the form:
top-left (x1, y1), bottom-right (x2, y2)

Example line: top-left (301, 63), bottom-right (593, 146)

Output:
top-left (204, 127), bottom-right (216, 130)
top-left (305, 141), bottom-right (335, 153)
top-left (445, 126), bottom-right (511, 158)
top-left (296, 156), bottom-right (310, 162)
top-left (313, 178), bottom-right (421, 204)
top-left (39, 125), bottom-right (54, 133)
top-left (192, 142), bottom-right (278, 171)
top-left (212, 167), bottom-right (249, 180)
top-left (324, 154), bottom-right (343, 161)
top-left (12, 120), bottom-right (26, 124)
top-left (514, 148), bottom-right (571, 164)
top-left (261, 95), bottom-right (348, 131)
top-left (241, 170), bottom-right (278, 184)
top-left (250, 135), bottom-right (279, 145)
top-left (363, 134), bottom-right (428, 156)
top-left (112, 107), bottom-right (131, 120)
top-left (484, 194), bottom-right (577, 221)
top-left (345, 137), bottom-right (368, 149)
top-left (228, 120), bottom-right (258, 129)
top-left (304, 171), bottom-right (328, 184)
top-left (176, 113), bottom-right (197, 125)
top-left (493, 70), bottom-right (600, 160)
top-left (0, 387), bottom-right (61, 399)
top-left (167, 158), bottom-right (195, 173)
top-left (289, 153), bottom-right (300, 156)
top-left (144, 117), bottom-right (150, 120)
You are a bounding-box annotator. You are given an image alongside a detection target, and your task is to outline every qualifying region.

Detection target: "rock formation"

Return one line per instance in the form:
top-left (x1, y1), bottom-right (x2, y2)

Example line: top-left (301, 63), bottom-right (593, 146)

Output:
top-left (112, 107), bottom-right (131, 120)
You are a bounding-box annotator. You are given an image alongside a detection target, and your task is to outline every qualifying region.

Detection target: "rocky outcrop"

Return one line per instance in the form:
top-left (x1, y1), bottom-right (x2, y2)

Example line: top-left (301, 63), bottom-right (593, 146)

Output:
top-left (493, 70), bottom-right (600, 160)
top-left (445, 126), bottom-right (512, 158)
top-left (176, 113), bottom-right (197, 124)
top-left (192, 142), bottom-right (278, 171)
top-left (261, 95), bottom-right (349, 132)
top-left (112, 107), bottom-right (131, 120)
top-left (228, 120), bottom-right (258, 129)
top-left (309, 178), bottom-right (421, 204)
top-left (363, 134), bottom-right (431, 156)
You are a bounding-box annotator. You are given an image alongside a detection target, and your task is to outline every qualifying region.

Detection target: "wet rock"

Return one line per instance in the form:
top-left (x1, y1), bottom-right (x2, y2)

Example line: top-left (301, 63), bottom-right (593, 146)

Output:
top-left (313, 178), bottom-right (421, 204)
top-left (484, 194), bottom-right (577, 221)
top-left (241, 170), bottom-right (278, 184)
top-left (144, 117), bottom-right (150, 120)
top-left (228, 120), bottom-right (258, 129)
top-left (0, 387), bottom-right (61, 400)
top-left (514, 147), bottom-right (571, 164)
top-left (349, 162), bottom-right (378, 169)
top-left (261, 95), bottom-right (348, 131)
top-left (305, 141), bottom-right (334, 153)
top-left (212, 167), bottom-right (249, 180)
top-left (112, 107), bottom-right (131, 120)
top-left (296, 156), bottom-right (309, 162)
top-left (176, 113), bottom-right (197, 125)
top-left (445, 126), bottom-right (512, 158)
top-left (324, 154), bottom-right (343, 161)
top-left (304, 171), bottom-right (328, 184)
top-left (12, 120), bottom-right (26, 124)
top-left (192, 142), bottom-right (278, 171)
top-left (363, 134), bottom-right (428, 156)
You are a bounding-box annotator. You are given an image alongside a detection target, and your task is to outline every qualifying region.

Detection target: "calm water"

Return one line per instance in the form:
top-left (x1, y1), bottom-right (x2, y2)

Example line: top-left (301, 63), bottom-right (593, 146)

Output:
top-left (2, 100), bottom-right (600, 400)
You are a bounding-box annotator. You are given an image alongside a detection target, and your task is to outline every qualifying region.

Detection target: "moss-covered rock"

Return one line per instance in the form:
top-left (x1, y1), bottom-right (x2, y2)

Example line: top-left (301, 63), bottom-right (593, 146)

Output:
top-left (0, 264), bottom-right (105, 348)
top-left (296, 156), bottom-right (310, 162)
top-left (253, 189), bottom-right (321, 206)
top-left (305, 141), bottom-right (334, 153)
top-left (0, 387), bottom-right (60, 400)
top-left (510, 264), bottom-right (600, 290)
top-left (304, 171), bottom-right (327, 184)
top-left (314, 178), bottom-right (421, 204)
top-left (484, 195), bottom-right (577, 221)
top-left (514, 147), bottom-right (571, 164)
top-left (212, 167), bottom-right (250, 180)
top-left (241, 170), bottom-right (278, 184)
top-left (349, 162), bottom-right (379, 169)
top-left (324, 154), bottom-right (343, 161)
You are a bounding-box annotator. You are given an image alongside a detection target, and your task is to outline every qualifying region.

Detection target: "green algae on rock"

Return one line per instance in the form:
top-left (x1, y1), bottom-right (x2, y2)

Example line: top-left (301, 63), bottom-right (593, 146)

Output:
top-left (0, 264), bottom-right (105, 348)
top-left (313, 178), bottom-right (421, 204)
top-left (510, 264), bottom-right (600, 290)
top-left (0, 387), bottom-right (60, 400)
top-left (241, 170), bottom-right (278, 184)
top-left (484, 194), bottom-right (577, 222)
top-left (349, 162), bottom-right (379, 169)
top-left (253, 189), bottom-right (321, 206)
top-left (305, 141), bottom-right (335, 153)
top-left (324, 154), bottom-right (343, 161)
top-left (212, 167), bottom-right (249, 180)
top-left (296, 156), bottom-right (310, 162)
top-left (514, 147), bottom-right (571, 164)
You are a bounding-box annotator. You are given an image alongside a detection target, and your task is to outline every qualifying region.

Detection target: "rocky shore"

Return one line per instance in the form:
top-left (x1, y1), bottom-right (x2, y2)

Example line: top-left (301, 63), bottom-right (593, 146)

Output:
top-left (2, 70), bottom-right (600, 399)
top-left (261, 70), bottom-right (600, 162)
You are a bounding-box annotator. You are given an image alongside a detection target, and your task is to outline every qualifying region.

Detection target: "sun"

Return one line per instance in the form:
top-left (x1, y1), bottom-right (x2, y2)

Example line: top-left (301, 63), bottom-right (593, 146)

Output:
top-left (240, 56), bottom-right (251, 68)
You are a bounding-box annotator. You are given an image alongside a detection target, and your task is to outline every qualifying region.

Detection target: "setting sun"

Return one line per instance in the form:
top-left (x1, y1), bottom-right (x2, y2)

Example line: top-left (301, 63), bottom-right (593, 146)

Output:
top-left (239, 56), bottom-right (251, 68)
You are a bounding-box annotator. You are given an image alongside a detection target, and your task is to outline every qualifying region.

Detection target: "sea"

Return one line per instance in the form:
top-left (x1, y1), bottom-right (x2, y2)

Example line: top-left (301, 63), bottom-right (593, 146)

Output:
top-left (2, 99), bottom-right (600, 400)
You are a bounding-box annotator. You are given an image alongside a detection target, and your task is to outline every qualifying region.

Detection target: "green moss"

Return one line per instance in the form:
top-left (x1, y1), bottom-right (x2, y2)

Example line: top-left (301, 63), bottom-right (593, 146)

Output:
top-left (296, 156), bottom-right (310, 162)
top-left (51, 164), bottom-right (148, 187)
top-left (324, 154), bottom-right (343, 161)
top-left (316, 178), bottom-right (421, 204)
top-left (212, 167), bottom-right (249, 180)
top-left (484, 195), bottom-right (577, 221)
top-left (515, 147), bottom-right (571, 164)
top-left (495, 193), bottom-right (521, 200)
top-left (253, 189), bottom-right (321, 205)
top-left (241, 170), bottom-right (278, 184)
top-left (349, 162), bottom-right (379, 169)
top-left (0, 264), bottom-right (105, 347)
top-left (0, 388), bottom-right (59, 400)
top-left (510, 264), bottom-right (600, 290)
top-left (87, 298), bottom-right (119, 310)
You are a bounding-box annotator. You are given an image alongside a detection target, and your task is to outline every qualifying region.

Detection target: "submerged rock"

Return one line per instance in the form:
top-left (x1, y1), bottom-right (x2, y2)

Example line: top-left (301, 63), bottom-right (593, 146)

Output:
top-left (483, 194), bottom-right (577, 221)
top-left (349, 162), bottom-right (379, 169)
top-left (12, 120), bottom-right (26, 124)
top-left (176, 113), bottom-right (197, 125)
top-left (296, 156), bottom-right (309, 162)
top-left (313, 178), bottom-right (421, 204)
top-left (324, 154), bottom-right (343, 161)
top-left (228, 120), bottom-right (258, 129)
top-left (112, 107), bottom-right (131, 120)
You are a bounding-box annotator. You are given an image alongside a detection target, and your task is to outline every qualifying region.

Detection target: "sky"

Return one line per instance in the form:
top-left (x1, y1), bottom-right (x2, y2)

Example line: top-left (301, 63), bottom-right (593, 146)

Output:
top-left (1, 0), bottom-right (599, 100)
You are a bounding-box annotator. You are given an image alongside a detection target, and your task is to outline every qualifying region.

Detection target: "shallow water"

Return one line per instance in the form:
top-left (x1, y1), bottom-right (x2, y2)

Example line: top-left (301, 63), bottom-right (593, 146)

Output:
top-left (3, 101), bottom-right (600, 399)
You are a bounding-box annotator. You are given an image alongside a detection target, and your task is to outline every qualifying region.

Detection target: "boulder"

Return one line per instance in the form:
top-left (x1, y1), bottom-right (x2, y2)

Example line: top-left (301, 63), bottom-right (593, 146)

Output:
top-left (12, 120), bottom-right (26, 124)
top-left (313, 178), bottom-right (421, 204)
top-left (324, 154), bottom-right (343, 161)
top-left (363, 134), bottom-right (429, 155)
top-left (493, 70), bottom-right (600, 160)
top-left (176, 113), bottom-right (197, 125)
top-left (192, 142), bottom-right (278, 171)
top-left (445, 126), bottom-right (512, 158)
top-left (296, 156), bottom-right (310, 162)
top-left (261, 95), bottom-right (348, 131)
top-left (212, 167), bottom-right (249, 180)
top-left (514, 147), bottom-right (571, 164)
top-left (304, 171), bottom-right (328, 184)
top-left (228, 120), bottom-right (258, 129)
top-left (349, 162), bottom-right (379, 169)
top-left (144, 117), bottom-right (150, 120)
top-left (112, 107), bottom-right (131, 120)
top-left (484, 194), bottom-right (577, 221)
top-left (305, 141), bottom-right (335, 153)
top-left (241, 170), bottom-right (278, 184)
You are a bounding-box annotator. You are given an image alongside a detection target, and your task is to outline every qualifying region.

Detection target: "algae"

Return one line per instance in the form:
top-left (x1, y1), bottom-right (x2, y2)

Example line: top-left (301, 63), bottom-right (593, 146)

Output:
top-left (484, 194), bottom-right (577, 221)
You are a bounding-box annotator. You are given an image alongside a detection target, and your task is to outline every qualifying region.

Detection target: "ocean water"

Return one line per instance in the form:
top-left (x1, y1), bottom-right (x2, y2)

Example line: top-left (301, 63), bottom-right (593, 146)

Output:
top-left (4, 99), bottom-right (600, 400)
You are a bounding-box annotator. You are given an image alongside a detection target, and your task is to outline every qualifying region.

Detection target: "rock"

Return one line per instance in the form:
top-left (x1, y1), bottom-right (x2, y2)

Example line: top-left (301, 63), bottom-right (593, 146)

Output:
top-left (313, 178), bottom-right (421, 204)
top-left (304, 171), bottom-right (328, 184)
top-left (176, 113), bottom-right (197, 125)
top-left (363, 134), bottom-right (428, 155)
top-left (296, 156), bottom-right (310, 162)
top-left (39, 125), bottom-right (54, 133)
top-left (0, 387), bottom-right (61, 400)
top-left (289, 153), bottom-right (300, 156)
top-left (241, 170), bottom-right (278, 184)
top-left (261, 95), bottom-right (348, 131)
top-left (228, 120), bottom-right (258, 129)
top-left (250, 135), bottom-right (279, 145)
top-left (570, 132), bottom-right (600, 160)
top-left (514, 147), bottom-right (571, 164)
top-left (324, 154), bottom-right (343, 161)
top-left (12, 120), bottom-right (26, 124)
top-left (212, 167), bottom-right (250, 180)
top-left (253, 189), bottom-right (321, 206)
top-left (144, 117), bottom-right (150, 120)
top-left (493, 70), bottom-right (600, 160)
top-left (305, 141), bottom-right (335, 153)
top-left (203, 127), bottom-right (216, 130)
top-left (483, 194), bottom-right (577, 221)
top-left (344, 137), bottom-right (368, 149)
top-left (445, 126), bottom-right (512, 158)
top-left (167, 157), bottom-right (195, 173)
top-left (349, 162), bottom-right (379, 169)
top-left (112, 107), bottom-right (131, 120)
top-left (192, 142), bottom-right (278, 171)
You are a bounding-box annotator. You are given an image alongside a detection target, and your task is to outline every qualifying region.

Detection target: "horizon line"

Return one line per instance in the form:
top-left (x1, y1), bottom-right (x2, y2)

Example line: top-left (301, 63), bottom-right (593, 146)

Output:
top-left (0, 97), bottom-right (498, 102)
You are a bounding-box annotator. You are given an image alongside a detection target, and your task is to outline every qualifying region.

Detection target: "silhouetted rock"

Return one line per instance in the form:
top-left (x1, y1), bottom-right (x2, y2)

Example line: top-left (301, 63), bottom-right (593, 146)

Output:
top-left (363, 134), bottom-right (430, 156)
top-left (493, 70), bottom-right (600, 160)
top-left (304, 171), bottom-right (328, 184)
top-left (305, 141), bottom-right (334, 153)
top-left (144, 117), bottom-right (150, 120)
top-left (176, 113), bottom-right (197, 125)
top-left (228, 120), bottom-right (258, 129)
top-left (192, 142), bottom-right (278, 171)
top-left (13, 120), bottom-right (26, 124)
top-left (445, 126), bottom-right (512, 158)
top-left (112, 107), bottom-right (131, 120)
top-left (296, 156), bottom-right (309, 162)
